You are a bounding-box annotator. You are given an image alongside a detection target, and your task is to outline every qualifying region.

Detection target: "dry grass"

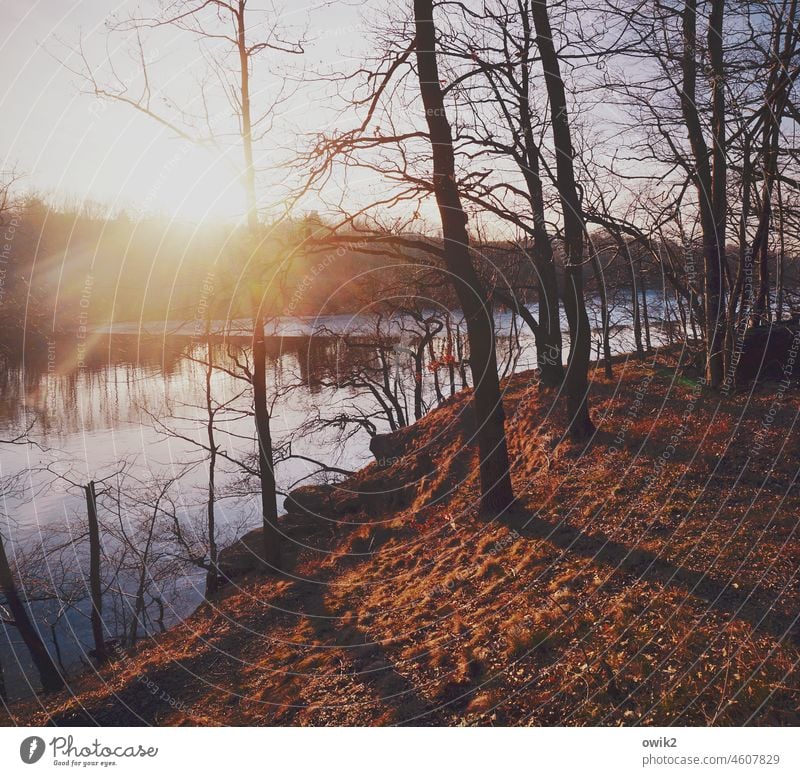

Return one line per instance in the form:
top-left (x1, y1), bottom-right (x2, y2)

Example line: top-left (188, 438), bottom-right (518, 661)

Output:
top-left (6, 350), bottom-right (799, 726)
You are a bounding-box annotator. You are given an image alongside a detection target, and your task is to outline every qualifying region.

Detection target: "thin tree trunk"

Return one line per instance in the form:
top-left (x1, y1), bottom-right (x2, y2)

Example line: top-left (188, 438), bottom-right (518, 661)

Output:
top-left (413, 339), bottom-right (424, 422)
top-left (590, 252), bottom-right (613, 377)
top-left (640, 257), bottom-right (652, 351)
top-left (128, 499), bottom-right (161, 646)
top-left (777, 178), bottom-right (785, 320)
top-left (531, 0), bottom-right (594, 437)
top-left (456, 328), bottom-right (469, 389)
top-left (681, 0), bottom-right (726, 386)
top-left (446, 315), bottom-right (457, 396)
top-left (752, 117), bottom-right (775, 326)
top-left (152, 596), bottom-right (167, 633)
top-left (0, 534), bottom-right (64, 693)
top-left (750, 0), bottom-right (798, 324)
top-left (708, 0), bottom-right (728, 373)
top-left (623, 241), bottom-right (644, 359)
top-left (414, 0), bottom-right (515, 515)
top-left (84, 481), bottom-right (106, 664)
top-left (725, 134), bottom-right (752, 379)
top-left (204, 327), bottom-right (219, 595)
top-left (253, 315), bottom-right (282, 568)
top-left (236, 4), bottom-right (281, 568)
top-left (667, 292), bottom-right (677, 345)
top-left (517, 11), bottom-right (563, 387)
top-left (49, 623), bottom-right (68, 675)
top-left (428, 334), bottom-right (445, 404)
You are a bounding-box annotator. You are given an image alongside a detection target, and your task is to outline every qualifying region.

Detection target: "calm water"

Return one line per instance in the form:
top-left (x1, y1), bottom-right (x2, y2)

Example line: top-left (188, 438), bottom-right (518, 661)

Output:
top-left (0, 295), bottom-right (670, 698)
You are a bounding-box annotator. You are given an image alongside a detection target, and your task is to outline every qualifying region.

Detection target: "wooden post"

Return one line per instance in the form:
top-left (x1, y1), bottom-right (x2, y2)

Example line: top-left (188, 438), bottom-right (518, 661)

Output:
top-left (85, 481), bottom-right (106, 663)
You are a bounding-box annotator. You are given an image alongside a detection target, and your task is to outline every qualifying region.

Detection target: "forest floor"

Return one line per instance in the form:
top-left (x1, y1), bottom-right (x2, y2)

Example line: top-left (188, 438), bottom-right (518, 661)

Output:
top-left (7, 348), bottom-right (800, 726)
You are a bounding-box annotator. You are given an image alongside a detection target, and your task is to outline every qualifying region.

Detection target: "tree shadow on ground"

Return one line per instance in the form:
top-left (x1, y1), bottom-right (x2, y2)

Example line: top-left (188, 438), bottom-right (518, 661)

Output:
top-left (503, 510), bottom-right (799, 647)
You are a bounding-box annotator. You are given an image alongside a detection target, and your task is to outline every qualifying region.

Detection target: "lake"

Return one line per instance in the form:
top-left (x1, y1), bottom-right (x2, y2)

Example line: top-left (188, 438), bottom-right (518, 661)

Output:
top-left (0, 293), bottom-right (670, 698)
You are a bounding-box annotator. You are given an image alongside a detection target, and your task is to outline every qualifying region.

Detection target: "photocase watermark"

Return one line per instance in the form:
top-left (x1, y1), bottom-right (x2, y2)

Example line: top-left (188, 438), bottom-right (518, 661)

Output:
top-left (640, 376), bottom-right (705, 493)
top-left (19, 734), bottom-right (158, 767)
top-left (750, 327), bottom-right (800, 457)
top-left (190, 269), bottom-right (217, 344)
top-left (46, 339), bottom-right (58, 419)
top-left (0, 208), bottom-right (21, 308)
top-left (19, 736), bottom-right (45, 765)
top-left (721, 246), bottom-right (755, 395)
top-left (608, 369), bottom-right (654, 455)
top-left (375, 455), bottom-right (405, 468)
top-left (106, 643), bottom-right (197, 718)
top-left (283, 235), bottom-right (370, 318)
top-left (75, 273), bottom-right (95, 371)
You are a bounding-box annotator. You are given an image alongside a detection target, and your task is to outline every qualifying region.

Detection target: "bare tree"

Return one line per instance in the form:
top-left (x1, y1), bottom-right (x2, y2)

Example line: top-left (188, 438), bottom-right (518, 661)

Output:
top-left (71, 1), bottom-right (305, 570)
top-left (679, 0), bottom-right (727, 386)
top-left (414, 0), bottom-right (515, 515)
top-left (83, 481), bottom-right (106, 664)
top-left (437, 0), bottom-right (566, 387)
top-left (530, 0), bottom-right (594, 437)
top-left (0, 440), bottom-right (64, 694)
top-left (0, 533), bottom-right (65, 694)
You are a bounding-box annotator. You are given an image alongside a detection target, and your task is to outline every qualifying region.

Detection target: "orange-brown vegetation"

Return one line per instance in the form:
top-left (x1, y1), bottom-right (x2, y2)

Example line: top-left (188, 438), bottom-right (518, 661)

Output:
top-left (8, 351), bottom-right (799, 726)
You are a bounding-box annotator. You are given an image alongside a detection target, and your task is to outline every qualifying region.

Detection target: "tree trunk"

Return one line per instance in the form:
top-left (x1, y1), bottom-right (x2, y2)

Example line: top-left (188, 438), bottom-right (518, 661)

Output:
top-left (725, 134), bottom-right (752, 379)
top-left (84, 481), bottom-right (106, 664)
top-left (681, 0), bottom-right (726, 386)
top-left (777, 178), bottom-right (785, 320)
top-left (253, 313), bottom-right (282, 568)
top-left (0, 533), bottom-right (64, 693)
top-left (676, 288), bottom-right (689, 343)
top-left (590, 251), bottom-right (613, 377)
top-left (517, 15), bottom-right (564, 387)
top-left (204, 329), bottom-right (219, 595)
top-left (534, 260), bottom-right (565, 386)
top-left (622, 240), bottom-right (644, 359)
top-left (707, 0), bottom-right (728, 380)
top-left (640, 256), bottom-right (652, 351)
top-left (531, 0), bottom-right (594, 438)
top-left (428, 334), bottom-right (446, 404)
top-left (50, 623), bottom-right (67, 675)
top-left (414, 0), bottom-right (515, 516)
top-left (750, 0), bottom-right (798, 324)
top-left (445, 315), bottom-right (457, 396)
top-left (236, 5), bottom-right (282, 568)
top-left (413, 342), bottom-right (424, 422)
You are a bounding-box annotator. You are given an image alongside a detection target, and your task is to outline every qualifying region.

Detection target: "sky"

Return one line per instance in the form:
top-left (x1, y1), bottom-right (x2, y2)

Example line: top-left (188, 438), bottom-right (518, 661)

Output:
top-left (0, 0), bottom-right (367, 222)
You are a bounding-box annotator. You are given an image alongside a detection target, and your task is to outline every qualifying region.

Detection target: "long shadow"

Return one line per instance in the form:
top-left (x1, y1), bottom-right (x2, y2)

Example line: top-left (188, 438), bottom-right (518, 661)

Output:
top-left (41, 570), bottom-right (320, 726)
top-left (504, 511), bottom-right (800, 647)
top-left (43, 564), bottom-right (436, 726)
top-left (43, 604), bottom-right (279, 726)
top-left (42, 504), bottom-right (797, 726)
top-left (289, 573), bottom-right (438, 725)
top-left (43, 656), bottom-right (238, 726)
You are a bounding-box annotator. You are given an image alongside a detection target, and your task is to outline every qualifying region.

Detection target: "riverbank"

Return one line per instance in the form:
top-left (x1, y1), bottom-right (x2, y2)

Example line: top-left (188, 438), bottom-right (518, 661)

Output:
top-left (6, 348), bottom-right (799, 725)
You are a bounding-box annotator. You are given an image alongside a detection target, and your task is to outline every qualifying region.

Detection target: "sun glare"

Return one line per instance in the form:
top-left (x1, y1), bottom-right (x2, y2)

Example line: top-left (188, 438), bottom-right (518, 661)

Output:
top-left (131, 144), bottom-right (247, 224)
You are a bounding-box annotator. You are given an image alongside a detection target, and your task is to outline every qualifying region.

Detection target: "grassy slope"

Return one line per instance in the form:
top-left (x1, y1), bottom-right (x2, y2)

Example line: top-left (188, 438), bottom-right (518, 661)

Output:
top-left (7, 351), bottom-right (799, 726)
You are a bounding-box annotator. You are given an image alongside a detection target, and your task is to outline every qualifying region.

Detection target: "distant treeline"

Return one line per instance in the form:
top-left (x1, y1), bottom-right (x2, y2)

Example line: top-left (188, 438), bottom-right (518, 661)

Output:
top-left (2, 197), bottom-right (798, 356)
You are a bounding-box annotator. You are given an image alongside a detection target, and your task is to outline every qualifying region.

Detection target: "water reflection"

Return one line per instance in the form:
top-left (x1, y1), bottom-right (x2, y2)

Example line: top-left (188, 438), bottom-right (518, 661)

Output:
top-left (0, 296), bottom-right (669, 699)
